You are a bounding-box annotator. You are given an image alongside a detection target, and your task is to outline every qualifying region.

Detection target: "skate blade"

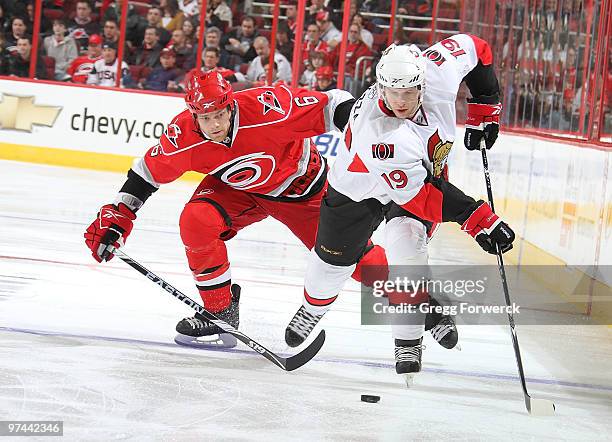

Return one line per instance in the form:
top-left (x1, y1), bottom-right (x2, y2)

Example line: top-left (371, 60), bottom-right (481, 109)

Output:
top-left (403, 373), bottom-right (417, 388)
top-left (454, 343), bottom-right (462, 351)
top-left (174, 333), bottom-right (238, 349)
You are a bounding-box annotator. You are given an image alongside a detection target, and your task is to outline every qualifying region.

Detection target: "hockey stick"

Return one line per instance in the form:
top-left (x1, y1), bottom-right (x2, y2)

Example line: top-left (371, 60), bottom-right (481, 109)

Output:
top-left (480, 141), bottom-right (555, 416)
top-left (113, 249), bottom-right (325, 371)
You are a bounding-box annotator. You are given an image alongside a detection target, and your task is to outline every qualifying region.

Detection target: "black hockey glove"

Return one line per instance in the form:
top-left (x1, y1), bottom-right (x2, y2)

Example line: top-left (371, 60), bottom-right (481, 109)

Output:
top-left (461, 202), bottom-right (515, 254)
top-left (464, 95), bottom-right (502, 150)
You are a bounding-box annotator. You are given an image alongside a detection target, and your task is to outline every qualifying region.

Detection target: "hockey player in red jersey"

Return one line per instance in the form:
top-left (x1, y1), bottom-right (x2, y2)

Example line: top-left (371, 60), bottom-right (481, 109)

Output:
top-left (83, 70), bottom-right (387, 341)
top-left (284, 35), bottom-right (515, 385)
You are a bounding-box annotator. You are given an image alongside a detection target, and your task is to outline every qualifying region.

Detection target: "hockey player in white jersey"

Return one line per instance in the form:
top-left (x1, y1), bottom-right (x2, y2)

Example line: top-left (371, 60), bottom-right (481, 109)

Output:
top-left (284, 34), bottom-right (515, 384)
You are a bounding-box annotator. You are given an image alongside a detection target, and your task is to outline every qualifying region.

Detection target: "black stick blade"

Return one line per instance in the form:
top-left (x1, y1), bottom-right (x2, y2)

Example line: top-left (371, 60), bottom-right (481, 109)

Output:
top-left (283, 330), bottom-right (326, 371)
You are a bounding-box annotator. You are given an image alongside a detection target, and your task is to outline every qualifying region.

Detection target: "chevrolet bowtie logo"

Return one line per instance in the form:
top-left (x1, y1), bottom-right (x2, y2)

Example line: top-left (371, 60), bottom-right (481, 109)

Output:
top-left (0, 94), bottom-right (62, 132)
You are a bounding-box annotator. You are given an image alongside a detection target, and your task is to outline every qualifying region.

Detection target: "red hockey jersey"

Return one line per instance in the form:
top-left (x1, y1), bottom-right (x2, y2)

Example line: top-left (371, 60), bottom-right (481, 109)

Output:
top-left (132, 84), bottom-right (353, 198)
top-left (67, 55), bottom-right (101, 83)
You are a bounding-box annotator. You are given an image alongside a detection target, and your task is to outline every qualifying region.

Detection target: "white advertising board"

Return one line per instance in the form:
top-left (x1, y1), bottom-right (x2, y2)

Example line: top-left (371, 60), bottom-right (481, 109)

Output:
top-left (0, 79), bottom-right (185, 156)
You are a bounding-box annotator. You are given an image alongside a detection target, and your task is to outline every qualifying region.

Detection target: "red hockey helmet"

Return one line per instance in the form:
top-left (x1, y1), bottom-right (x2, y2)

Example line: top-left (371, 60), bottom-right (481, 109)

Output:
top-left (315, 66), bottom-right (334, 80)
top-left (184, 70), bottom-right (235, 114)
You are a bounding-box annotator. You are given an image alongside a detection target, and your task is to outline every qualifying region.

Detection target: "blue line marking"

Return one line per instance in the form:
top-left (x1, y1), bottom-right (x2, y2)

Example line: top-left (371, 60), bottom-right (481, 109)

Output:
top-left (2, 326), bottom-right (610, 393)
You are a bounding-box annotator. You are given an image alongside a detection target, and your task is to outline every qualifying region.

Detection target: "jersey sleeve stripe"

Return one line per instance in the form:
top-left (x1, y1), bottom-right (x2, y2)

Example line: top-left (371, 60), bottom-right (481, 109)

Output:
top-left (131, 157), bottom-right (162, 187)
top-left (400, 182), bottom-right (443, 222)
top-left (468, 34), bottom-right (493, 66)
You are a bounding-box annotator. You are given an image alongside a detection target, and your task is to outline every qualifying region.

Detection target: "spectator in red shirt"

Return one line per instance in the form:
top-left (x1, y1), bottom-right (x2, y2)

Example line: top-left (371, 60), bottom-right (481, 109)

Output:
top-left (305, 0), bottom-right (326, 26)
top-left (329, 23), bottom-right (372, 93)
top-left (67, 33), bottom-right (103, 83)
top-left (302, 23), bottom-right (329, 65)
top-left (352, 13), bottom-right (373, 49)
top-left (331, 23), bottom-right (372, 76)
top-left (284, 0), bottom-right (298, 35)
top-left (559, 46), bottom-right (578, 94)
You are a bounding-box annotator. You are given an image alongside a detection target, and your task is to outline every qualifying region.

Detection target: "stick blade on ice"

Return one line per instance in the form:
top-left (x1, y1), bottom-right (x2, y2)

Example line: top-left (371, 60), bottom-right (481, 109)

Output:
top-left (284, 329), bottom-right (326, 371)
top-left (528, 398), bottom-right (556, 416)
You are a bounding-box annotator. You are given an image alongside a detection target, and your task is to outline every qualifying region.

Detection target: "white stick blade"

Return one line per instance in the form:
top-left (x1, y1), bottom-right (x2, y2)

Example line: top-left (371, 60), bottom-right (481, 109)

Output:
top-left (529, 398), bottom-right (556, 416)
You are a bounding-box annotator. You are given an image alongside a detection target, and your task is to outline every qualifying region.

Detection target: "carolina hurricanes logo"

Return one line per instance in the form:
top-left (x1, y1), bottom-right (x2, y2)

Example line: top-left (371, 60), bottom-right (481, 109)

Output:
top-left (164, 124), bottom-right (181, 148)
top-left (215, 153), bottom-right (276, 190)
top-left (371, 143), bottom-right (394, 160)
top-left (70, 28), bottom-right (88, 40)
top-left (257, 91), bottom-right (285, 115)
top-left (427, 130), bottom-right (453, 177)
top-left (75, 62), bottom-right (95, 76)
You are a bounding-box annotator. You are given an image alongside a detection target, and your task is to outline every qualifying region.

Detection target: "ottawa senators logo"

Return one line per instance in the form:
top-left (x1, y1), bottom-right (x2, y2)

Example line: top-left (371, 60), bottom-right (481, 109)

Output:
top-left (423, 49), bottom-right (446, 66)
top-left (257, 91), bottom-right (285, 115)
top-left (164, 123), bottom-right (181, 148)
top-left (371, 143), bottom-right (394, 160)
top-left (427, 130), bottom-right (453, 177)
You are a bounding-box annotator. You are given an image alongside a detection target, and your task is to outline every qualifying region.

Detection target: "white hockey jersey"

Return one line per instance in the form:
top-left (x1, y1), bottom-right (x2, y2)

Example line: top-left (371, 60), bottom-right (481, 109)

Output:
top-left (87, 58), bottom-right (131, 87)
top-left (328, 34), bottom-right (492, 223)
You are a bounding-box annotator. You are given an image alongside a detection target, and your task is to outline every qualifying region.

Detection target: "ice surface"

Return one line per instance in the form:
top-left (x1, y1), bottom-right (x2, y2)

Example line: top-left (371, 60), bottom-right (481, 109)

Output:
top-left (1, 160), bottom-right (611, 441)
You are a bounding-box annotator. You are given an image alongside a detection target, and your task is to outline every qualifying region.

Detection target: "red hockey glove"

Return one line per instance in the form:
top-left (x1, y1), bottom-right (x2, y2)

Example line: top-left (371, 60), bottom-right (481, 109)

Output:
top-left (464, 99), bottom-right (502, 150)
top-left (461, 202), bottom-right (514, 254)
top-left (84, 203), bottom-right (136, 262)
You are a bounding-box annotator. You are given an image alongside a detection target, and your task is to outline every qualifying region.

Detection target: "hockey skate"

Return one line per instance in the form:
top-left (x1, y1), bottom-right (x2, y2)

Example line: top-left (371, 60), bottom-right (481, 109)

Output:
top-left (285, 306), bottom-right (325, 347)
top-left (395, 337), bottom-right (425, 388)
top-left (174, 284), bottom-right (241, 349)
top-left (426, 296), bottom-right (460, 350)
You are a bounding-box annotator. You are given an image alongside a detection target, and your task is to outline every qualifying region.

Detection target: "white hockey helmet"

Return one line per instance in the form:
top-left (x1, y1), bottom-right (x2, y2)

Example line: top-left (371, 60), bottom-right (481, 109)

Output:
top-left (376, 43), bottom-right (426, 89)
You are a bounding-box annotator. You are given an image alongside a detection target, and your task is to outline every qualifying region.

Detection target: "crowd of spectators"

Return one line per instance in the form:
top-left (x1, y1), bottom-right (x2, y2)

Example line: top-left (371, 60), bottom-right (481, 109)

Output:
top-left (0, 0), bottom-right (609, 136)
top-left (0, 0), bottom-right (455, 92)
top-left (489, 0), bottom-right (611, 135)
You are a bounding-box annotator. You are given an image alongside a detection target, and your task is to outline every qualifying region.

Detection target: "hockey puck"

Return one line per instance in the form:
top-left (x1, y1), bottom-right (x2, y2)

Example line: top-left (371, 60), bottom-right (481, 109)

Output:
top-left (361, 394), bottom-right (380, 403)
